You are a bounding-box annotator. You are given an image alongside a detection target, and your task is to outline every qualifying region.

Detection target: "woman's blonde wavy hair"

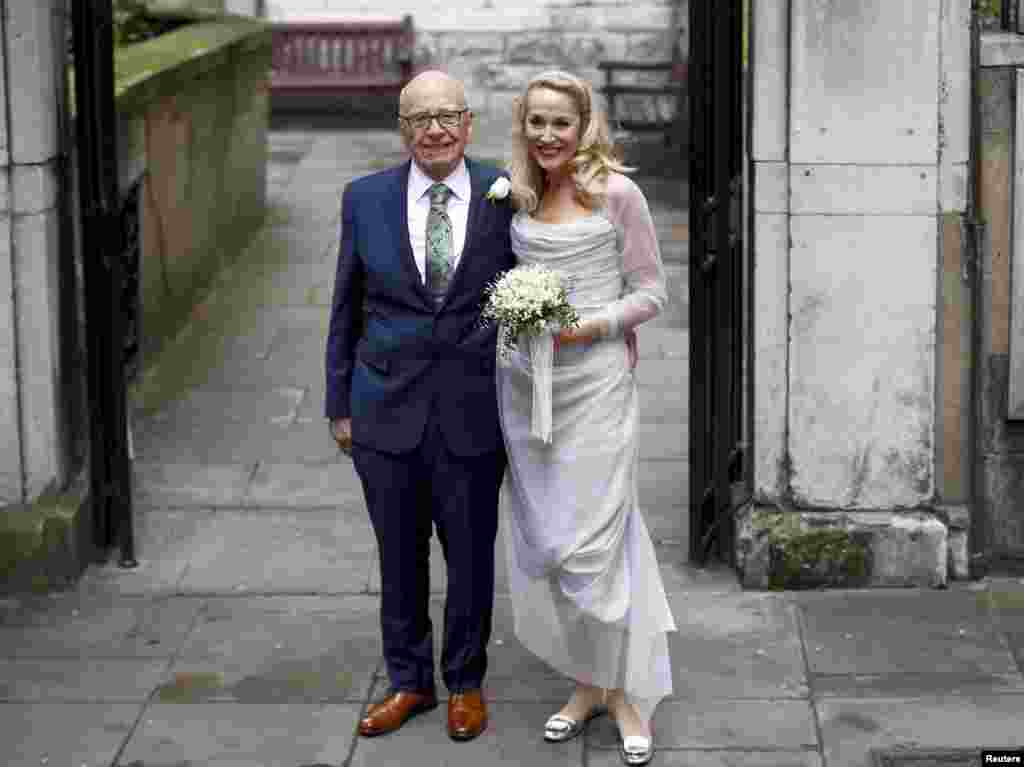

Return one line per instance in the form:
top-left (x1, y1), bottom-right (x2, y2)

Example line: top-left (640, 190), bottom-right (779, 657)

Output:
top-left (508, 69), bottom-right (633, 213)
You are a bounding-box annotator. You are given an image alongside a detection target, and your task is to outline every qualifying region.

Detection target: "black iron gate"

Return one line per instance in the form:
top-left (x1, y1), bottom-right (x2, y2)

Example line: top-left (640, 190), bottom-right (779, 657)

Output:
top-left (72, 0), bottom-right (136, 567)
top-left (688, 0), bottom-right (750, 566)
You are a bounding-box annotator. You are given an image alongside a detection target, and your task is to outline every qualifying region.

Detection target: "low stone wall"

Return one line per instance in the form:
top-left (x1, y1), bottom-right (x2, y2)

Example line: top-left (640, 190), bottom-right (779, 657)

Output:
top-left (116, 17), bottom-right (273, 365)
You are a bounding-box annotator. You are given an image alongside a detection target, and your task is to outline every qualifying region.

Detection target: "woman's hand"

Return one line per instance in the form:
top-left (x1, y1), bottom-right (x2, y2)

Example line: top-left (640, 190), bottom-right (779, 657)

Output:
top-left (554, 319), bottom-right (609, 350)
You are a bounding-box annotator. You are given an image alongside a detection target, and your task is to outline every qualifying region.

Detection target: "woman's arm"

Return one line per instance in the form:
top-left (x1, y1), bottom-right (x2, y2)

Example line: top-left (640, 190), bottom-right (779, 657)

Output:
top-left (556, 173), bottom-right (668, 346)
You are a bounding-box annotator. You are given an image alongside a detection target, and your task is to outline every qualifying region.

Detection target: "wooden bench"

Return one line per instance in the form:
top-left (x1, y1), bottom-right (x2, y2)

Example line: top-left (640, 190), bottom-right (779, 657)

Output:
top-left (270, 16), bottom-right (415, 110)
top-left (598, 59), bottom-right (688, 146)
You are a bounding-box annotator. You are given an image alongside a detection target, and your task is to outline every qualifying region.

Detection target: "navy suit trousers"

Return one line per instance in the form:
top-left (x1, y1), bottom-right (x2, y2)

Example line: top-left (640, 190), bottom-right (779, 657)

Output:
top-left (351, 397), bottom-right (506, 693)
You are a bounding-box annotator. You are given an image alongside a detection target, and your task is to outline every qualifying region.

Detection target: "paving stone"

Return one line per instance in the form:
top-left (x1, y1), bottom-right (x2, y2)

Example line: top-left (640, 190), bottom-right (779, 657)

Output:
top-left (0, 658), bottom-right (167, 702)
top-left (131, 461), bottom-right (253, 505)
top-left (0, 703), bottom-right (142, 767)
top-left (639, 458), bottom-right (689, 510)
top-left (796, 589), bottom-right (1020, 676)
top-left (589, 751), bottom-right (822, 767)
top-left (117, 703), bottom-right (361, 765)
top-left (637, 422), bottom-right (687, 459)
top-left (666, 592), bottom-right (809, 700)
top-left (349, 701), bottom-right (583, 767)
top-left (0, 595), bottom-right (200, 658)
top-left (635, 327), bottom-right (689, 360)
top-left (76, 507), bottom-right (216, 595)
top-left (814, 671), bottom-right (1024, 698)
top-left (134, 419), bottom-right (340, 464)
top-left (587, 699), bottom-right (818, 750)
top-left (175, 509), bottom-right (376, 594)
top-left (244, 460), bottom-right (365, 507)
top-left (177, 595), bottom-right (380, 664)
top-left (635, 359), bottom-right (689, 388)
top-left (644, 504), bottom-right (690, 546)
top-left (136, 387), bottom-right (304, 425)
top-left (155, 658), bottom-right (374, 704)
top-left (817, 696), bottom-right (1024, 767)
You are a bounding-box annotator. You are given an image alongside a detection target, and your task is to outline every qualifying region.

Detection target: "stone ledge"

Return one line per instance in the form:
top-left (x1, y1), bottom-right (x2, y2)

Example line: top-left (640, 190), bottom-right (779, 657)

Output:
top-left (0, 478), bottom-right (94, 595)
top-left (736, 504), bottom-right (953, 590)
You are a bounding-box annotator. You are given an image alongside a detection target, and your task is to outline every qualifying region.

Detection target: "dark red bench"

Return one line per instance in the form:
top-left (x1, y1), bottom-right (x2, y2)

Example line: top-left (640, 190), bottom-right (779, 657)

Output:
top-left (270, 16), bottom-right (415, 110)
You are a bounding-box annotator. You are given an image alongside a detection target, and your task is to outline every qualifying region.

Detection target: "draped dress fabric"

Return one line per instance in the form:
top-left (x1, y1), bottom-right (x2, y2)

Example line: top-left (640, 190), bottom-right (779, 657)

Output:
top-left (496, 172), bottom-right (677, 723)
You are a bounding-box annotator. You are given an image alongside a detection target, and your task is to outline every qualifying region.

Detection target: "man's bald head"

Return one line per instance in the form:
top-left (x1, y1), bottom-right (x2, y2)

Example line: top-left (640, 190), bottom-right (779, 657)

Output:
top-left (399, 70), bottom-right (467, 116)
top-left (398, 70), bottom-right (473, 182)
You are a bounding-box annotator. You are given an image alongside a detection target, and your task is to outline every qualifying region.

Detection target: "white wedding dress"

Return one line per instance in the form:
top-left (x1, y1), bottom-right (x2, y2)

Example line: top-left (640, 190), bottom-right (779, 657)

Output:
top-left (496, 172), bottom-right (677, 724)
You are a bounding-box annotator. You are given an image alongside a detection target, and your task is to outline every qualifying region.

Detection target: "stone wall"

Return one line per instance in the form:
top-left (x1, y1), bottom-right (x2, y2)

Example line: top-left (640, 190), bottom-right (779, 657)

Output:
top-left (115, 18), bottom-right (273, 365)
top-left (264, 0), bottom-right (687, 116)
top-left (0, 0), bottom-right (73, 506)
top-left (740, 0), bottom-right (973, 588)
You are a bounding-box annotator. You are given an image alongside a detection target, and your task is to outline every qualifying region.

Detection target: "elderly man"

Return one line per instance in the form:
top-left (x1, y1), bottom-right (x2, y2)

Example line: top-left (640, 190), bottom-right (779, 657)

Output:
top-left (325, 71), bottom-right (516, 740)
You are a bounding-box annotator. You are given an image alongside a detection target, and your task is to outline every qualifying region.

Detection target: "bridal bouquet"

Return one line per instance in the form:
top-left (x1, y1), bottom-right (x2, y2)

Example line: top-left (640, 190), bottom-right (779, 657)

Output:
top-left (480, 264), bottom-right (580, 360)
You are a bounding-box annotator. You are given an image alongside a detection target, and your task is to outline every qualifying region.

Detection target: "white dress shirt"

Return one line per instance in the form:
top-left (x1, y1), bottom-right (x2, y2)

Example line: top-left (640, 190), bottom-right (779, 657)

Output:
top-left (407, 159), bottom-right (471, 284)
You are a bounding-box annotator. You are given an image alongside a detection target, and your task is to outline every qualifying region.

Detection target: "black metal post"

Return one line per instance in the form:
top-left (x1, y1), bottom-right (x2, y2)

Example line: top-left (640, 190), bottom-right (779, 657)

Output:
top-left (71, 0), bottom-right (137, 568)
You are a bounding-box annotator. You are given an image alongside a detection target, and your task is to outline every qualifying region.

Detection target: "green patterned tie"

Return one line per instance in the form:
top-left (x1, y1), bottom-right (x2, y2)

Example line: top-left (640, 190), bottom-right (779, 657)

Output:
top-left (425, 182), bottom-right (453, 305)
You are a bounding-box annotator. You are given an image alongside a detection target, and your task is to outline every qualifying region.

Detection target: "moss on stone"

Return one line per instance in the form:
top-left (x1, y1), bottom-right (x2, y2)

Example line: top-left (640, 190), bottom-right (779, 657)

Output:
top-left (751, 511), bottom-right (870, 591)
top-left (0, 491), bottom-right (82, 586)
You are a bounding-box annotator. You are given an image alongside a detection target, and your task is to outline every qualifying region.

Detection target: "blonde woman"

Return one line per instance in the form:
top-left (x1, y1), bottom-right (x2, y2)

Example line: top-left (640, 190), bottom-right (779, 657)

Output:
top-left (495, 70), bottom-right (676, 765)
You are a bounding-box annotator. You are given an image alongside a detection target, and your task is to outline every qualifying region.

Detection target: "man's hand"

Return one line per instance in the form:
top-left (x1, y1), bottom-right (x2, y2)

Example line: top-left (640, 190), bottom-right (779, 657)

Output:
top-left (330, 418), bottom-right (353, 456)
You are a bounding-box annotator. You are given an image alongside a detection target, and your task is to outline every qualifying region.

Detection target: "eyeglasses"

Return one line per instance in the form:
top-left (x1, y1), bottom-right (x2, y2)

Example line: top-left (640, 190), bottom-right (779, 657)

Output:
top-left (399, 109), bottom-right (469, 131)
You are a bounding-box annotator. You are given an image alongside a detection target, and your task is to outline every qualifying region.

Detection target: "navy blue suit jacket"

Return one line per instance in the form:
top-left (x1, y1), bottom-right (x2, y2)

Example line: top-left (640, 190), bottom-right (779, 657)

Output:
top-left (324, 158), bottom-right (518, 456)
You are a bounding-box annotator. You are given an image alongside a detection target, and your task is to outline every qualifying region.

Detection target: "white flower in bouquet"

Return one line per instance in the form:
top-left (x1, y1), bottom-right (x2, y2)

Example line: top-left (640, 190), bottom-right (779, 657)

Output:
top-left (480, 264), bottom-right (580, 359)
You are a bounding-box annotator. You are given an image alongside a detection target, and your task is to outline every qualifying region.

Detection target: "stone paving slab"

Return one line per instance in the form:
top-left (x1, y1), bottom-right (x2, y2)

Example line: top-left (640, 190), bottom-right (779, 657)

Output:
top-left (175, 509), bottom-right (375, 594)
top-left (637, 422), bottom-right (687, 459)
top-left (0, 658), bottom-right (168, 702)
top-left (117, 703), bottom-right (362, 765)
top-left (644, 503), bottom-right (690, 547)
top-left (587, 699), bottom-right (818, 750)
top-left (816, 696), bottom-right (1024, 767)
top-left (635, 327), bottom-right (689, 360)
top-left (133, 419), bottom-right (342, 464)
top-left (0, 595), bottom-right (199, 658)
top-left (589, 751), bottom-right (822, 767)
top-left (243, 460), bottom-right (364, 507)
top-left (814, 671), bottom-right (1024, 698)
top-left (77, 508), bottom-right (216, 595)
top-left (667, 592), bottom-right (809, 700)
top-left (639, 461), bottom-right (689, 516)
top-left (2, 703), bottom-right (143, 767)
top-left (796, 589), bottom-right (1021, 676)
top-left (131, 463), bottom-right (253, 507)
top-left (158, 654), bottom-right (374, 705)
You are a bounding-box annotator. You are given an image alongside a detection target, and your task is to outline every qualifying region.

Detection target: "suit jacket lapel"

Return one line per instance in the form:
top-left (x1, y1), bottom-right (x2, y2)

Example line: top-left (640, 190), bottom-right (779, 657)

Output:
top-left (393, 161), bottom-right (433, 304)
top-left (445, 158), bottom-right (484, 298)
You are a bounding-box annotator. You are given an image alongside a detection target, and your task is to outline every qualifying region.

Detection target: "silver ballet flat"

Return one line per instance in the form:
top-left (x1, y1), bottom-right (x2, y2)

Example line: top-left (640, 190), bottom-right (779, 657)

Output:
top-left (619, 734), bottom-right (654, 766)
top-left (543, 705), bottom-right (606, 743)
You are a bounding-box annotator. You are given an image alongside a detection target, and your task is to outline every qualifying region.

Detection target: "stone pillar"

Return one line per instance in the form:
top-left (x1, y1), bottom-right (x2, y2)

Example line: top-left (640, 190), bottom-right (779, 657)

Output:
top-left (741, 0), bottom-right (972, 587)
top-left (0, 0), bottom-right (68, 506)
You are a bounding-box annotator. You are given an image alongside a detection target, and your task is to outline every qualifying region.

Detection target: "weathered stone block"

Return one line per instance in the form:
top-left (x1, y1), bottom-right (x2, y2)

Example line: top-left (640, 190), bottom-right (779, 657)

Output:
top-left (737, 506), bottom-right (949, 589)
top-left (5, 0), bottom-right (60, 163)
top-left (9, 163), bottom-right (60, 216)
top-left (0, 217), bottom-right (19, 505)
top-left (13, 210), bottom-right (63, 499)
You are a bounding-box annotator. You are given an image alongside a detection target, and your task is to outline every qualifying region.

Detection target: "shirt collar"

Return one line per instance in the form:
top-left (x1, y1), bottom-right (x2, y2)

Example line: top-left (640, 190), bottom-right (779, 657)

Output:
top-left (409, 158), bottom-right (471, 203)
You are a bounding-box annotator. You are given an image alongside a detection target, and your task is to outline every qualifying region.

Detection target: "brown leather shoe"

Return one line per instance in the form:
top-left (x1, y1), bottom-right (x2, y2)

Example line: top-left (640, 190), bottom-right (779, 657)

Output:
top-left (358, 690), bottom-right (438, 737)
top-left (448, 689), bottom-right (488, 741)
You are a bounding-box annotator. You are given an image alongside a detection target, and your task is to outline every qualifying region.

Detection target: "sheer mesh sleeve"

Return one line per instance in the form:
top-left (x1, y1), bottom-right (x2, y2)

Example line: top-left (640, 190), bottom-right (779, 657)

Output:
top-left (596, 173), bottom-right (669, 340)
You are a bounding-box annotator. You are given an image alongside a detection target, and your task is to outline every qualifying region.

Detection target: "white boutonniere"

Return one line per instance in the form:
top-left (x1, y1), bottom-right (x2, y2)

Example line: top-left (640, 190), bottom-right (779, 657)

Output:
top-left (486, 177), bottom-right (511, 203)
